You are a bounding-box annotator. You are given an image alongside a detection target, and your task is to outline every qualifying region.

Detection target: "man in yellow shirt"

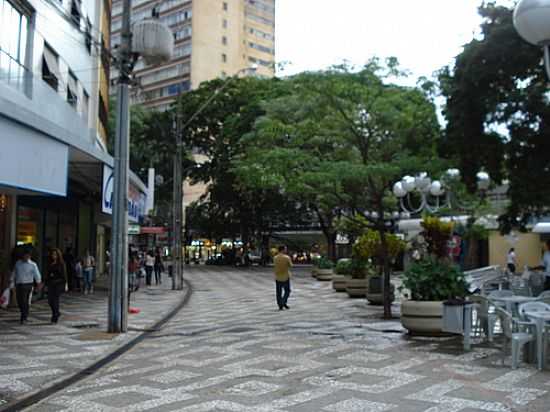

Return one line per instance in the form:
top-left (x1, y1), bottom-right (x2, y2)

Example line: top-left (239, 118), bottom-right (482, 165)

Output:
top-left (273, 245), bottom-right (292, 310)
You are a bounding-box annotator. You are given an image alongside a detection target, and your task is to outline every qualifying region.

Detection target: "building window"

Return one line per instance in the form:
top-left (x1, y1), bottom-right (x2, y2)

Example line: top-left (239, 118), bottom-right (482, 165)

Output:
top-left (82, 90), bottom-right (89, 126)
top-left (223, 2), bottom-right (227, 11)
top-left (67, 71), bottom-right (78, 108)
top-left (85, 18), bottom-right (92, 53)
top-left (222, 36), bottom-right (227, 45)
top-left (42, 44), bottom-right (60, 92)
top-left (221, 53), bottom-right (227, 63)
top-left (70, 0), bottom-right (82, 27)
top-left (222, 18), bottom-right (228, 28)
top-left (0, 0), bottom-right (29, 91)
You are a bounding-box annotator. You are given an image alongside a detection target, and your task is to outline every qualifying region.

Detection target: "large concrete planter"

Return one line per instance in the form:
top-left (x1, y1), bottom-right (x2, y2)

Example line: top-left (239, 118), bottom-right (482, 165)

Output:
top-left (365, 276), bottom-right (395, 305)
top-left (345, 278), bottom-right (367, 298)
top-left (401, 300), bottom-right (444, 335)
top-left (311, 268), bottom-right (318, 278)
top-left (332, 275), bottom-right (350, 292)
top-left (316, 268), bottom-right (333, 281)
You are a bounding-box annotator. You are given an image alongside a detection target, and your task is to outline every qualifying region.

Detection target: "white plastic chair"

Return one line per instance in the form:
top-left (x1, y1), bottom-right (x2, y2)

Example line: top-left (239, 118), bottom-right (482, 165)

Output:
top-left (518, 301), bottom-right (550, 318)
top-left (537, 291), bottom-right (550, 305)
top-left (495, 307), bottom-right (535, 369)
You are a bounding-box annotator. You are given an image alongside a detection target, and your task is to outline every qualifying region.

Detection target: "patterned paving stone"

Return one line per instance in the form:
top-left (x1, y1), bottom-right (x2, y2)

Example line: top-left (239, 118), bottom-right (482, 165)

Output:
top-left (20, 266), bottom-right (550, 411)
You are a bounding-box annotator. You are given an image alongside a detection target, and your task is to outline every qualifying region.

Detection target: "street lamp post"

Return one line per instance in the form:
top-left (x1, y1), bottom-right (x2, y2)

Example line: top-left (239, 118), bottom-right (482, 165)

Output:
top-left (514, 0), bottom-right (550, 80)
top-left (392, 169), bottom-right (490, 216)
top-left (108, 8), bottom-right (173, 333)
top-left (171, 66), bottom-right (257, 291)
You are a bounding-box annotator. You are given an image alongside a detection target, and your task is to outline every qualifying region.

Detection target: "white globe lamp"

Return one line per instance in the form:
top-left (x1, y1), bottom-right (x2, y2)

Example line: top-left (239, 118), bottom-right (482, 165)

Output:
top-left (393, 182), bottom-right (407, 198)
top-left (402, 176), bottom-right (416, 192)
top-left (132, 19), bottom-right (174, 65)
top-left (429, 180), bottom-right (444, 197)
top-left (514, 0), bottom-right (550, 78)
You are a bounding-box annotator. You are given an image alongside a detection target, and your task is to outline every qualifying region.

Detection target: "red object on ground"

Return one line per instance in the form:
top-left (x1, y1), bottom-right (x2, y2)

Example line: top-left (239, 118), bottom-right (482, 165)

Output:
top-left (129, 307), bottom-right (140, 314)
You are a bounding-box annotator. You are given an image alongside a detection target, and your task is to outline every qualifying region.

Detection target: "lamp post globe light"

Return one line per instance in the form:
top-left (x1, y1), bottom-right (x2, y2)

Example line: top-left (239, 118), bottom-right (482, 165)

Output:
top-left (514, 0), bottom-right (550, 79)
top-left (392, 169), bottom-right (490, 216)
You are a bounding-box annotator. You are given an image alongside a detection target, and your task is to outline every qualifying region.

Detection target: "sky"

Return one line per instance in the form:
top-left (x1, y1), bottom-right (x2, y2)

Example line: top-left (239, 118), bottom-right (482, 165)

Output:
top-left (275, 0), bottom-right (514, 84)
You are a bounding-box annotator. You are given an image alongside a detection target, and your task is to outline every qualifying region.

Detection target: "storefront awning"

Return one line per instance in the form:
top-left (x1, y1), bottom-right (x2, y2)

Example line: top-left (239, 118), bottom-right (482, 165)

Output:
top-left (533, 223), bottom-right (550, 233)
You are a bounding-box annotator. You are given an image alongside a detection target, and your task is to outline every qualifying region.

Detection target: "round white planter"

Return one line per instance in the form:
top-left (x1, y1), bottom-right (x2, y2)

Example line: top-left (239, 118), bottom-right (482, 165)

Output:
top-left (332, 274), bottom-right (350, 291)
top-left (365, 277), bottom-right (395, 305)
top-left (345, 278), bottom-right (367, 298)
top-left (316, 268), bottom-right (333, 281)
top-left (401, 300), bottom-right (444, 335)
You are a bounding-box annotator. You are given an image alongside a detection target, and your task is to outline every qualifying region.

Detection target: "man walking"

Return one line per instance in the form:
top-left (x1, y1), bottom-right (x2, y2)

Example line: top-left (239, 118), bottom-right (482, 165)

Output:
top-left (274, 245), bottom-right (292, 310)
top-left (12, 248), bottom-right (42, 324)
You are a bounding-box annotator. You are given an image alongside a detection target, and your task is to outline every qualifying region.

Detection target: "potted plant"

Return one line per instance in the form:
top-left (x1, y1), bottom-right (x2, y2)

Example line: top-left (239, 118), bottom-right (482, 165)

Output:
top-left (352, 230), bottom-right (404, 304)
top-left (332, 258), bottom-right (352, 291)
top-left (316, 256), bottom-right (334, 281)
top-left (400, 216), bottom-right (468, 335)
top-left (345, 259), bottom-right (376, 298)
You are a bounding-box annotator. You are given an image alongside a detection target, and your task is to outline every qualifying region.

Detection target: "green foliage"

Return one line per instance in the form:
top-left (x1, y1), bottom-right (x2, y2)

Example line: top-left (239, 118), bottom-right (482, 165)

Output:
top-left (421, 216), bottom-right (454, 259)
top-left (400, 257), bottom-right (468, 301)
top-left (462, 223), bottom-right (489, 241)
top-left (335, 258), bottom-right (352, 275)
top-left (316, 256), bottom-right (334, 270)
top-left (352, 230), bottom-right (405, 263)
top-left (349, 259), bottom-right (377, 279)
top-left (439, 3), bottom-right (550, 222)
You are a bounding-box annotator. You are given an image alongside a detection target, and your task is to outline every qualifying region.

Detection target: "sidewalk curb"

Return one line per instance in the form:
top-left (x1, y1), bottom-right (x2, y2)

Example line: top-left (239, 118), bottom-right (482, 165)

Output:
top-left (1, 278), bottom-right (193, 412)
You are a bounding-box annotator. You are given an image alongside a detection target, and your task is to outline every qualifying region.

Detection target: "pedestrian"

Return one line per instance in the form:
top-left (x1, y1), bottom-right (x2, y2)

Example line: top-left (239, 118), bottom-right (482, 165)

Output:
top-left (63, 247), bottom-right (75, 291)
top-left (45, 248), bottom-right (66, 323)
top-left (82, 250), bottom-right (95, 294)
top-left (145, 250), bottom-right (155, 286)
top-left (529, 240), bottom-right (550, 290)
top-left (74, 258), bottom-right (83, 292)
top-left (273, 245), bottom-right (292, 311)
top-left (128, 252), bottom-right (140, 303)
top-left (507, 248), bottom-right (517, 275)
top-left (154, 249), bottom-right (163, 285)
top-left (12, 247), bottom-right (41, 324)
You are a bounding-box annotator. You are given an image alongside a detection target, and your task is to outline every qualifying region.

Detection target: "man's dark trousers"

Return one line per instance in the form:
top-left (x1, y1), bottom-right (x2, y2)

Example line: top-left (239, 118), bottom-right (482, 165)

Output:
top-left (16, 283), bottom-right (33, 321)
top-left (276, 280), bottom-right (291, 309)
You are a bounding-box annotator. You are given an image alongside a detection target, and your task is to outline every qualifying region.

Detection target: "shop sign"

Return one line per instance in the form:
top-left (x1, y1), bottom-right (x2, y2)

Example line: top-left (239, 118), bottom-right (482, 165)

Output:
top-left (128, 225), bottom-right (140, 235)
top-left (140, 226), bottom-right (167, 234)
top-left (102, 165), bottom-right (147, 223)
top-left (336, 234), bottom-right (349, 244)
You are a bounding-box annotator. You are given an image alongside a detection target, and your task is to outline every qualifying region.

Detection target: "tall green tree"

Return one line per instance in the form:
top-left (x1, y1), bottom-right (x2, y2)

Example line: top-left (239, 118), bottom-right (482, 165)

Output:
top-left (439, 2), bottom-right (550, 228)
top-left (236, 60), bottom-right (442, 317)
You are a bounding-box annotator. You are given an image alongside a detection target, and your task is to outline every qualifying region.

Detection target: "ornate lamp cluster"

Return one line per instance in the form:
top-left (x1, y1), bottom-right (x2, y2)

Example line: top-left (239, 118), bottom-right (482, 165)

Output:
top-left (392, 169), bottom-right (490, 216)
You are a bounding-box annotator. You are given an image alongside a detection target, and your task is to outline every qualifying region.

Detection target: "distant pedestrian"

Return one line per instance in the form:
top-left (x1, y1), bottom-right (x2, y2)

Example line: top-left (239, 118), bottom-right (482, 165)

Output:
top-left (12, 248), bottom-right (42, 324)
top-left (46, 248), bottom-right (66, 323)
top-left (273, 245), bottom-right (292, 311)
top-left (145, 251), bottom-right (155, 286)
top-left (507, 248), bottom-right (517, 275)
top-left (82, 250), bottom-right (95, 294)
top-left (154, 249), bottom-right (163, 285)
top-left (63, 247), bottom-right (75, 291)
top-left (74, 258), bottom-right (83, 292)
top-left (128, 252), bottom-right (140, 302)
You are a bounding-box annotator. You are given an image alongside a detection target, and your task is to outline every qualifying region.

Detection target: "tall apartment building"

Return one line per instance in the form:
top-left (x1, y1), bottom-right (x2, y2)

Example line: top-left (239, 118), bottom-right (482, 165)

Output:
top-left (110, 0), bottom-right (276, 110)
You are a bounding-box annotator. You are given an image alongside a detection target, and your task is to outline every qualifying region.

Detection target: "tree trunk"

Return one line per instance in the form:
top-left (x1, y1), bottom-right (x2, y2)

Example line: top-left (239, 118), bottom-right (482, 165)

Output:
top-left (379, 229), bottom-right (392, 319)
top-left (327, 232), bottom-right (337, 262)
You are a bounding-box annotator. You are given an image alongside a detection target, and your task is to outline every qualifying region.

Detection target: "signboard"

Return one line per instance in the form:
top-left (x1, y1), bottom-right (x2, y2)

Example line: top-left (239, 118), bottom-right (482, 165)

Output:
top-left (102, 165), bottom-right (147, 223)
top-left (128, 225), bottom-right (140, 235)
top-left (140, 226), bottom-right (167, 234)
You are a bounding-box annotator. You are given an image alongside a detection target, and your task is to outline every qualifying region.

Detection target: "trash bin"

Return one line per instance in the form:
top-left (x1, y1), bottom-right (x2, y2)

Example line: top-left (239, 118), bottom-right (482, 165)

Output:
top-left (442, 299), bottom-right (472, 334)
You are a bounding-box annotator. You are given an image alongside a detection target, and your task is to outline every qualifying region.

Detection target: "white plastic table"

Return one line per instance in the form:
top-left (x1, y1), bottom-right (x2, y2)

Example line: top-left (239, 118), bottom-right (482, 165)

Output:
top-left (490, 296), bottom-right (539, 314)
top-left (524, 310), bottom-right (550, 370)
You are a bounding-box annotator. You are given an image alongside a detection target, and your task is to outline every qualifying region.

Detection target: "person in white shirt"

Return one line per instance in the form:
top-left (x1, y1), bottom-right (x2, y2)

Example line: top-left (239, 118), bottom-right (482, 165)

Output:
top-left (145, 251), bottom-right (155, 286)
top-left (530, 240), bottom-right (550, 290)
top-left (507, 248), bottom-right (517, 274)
top-left (12, 249), bottom-right (42, 324)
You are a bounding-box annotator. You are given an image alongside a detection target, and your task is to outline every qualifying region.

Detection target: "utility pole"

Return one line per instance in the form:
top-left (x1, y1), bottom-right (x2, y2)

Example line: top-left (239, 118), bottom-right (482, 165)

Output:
top-left (108, 0), bottom-right (131, 333)
top-left (172, 114), bottom-right (183, 290)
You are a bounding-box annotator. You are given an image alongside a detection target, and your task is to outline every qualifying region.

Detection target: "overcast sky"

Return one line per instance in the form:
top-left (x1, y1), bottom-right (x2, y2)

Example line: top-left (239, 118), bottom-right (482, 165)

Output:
top-left (275, 0), bottom-right (514, 83)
